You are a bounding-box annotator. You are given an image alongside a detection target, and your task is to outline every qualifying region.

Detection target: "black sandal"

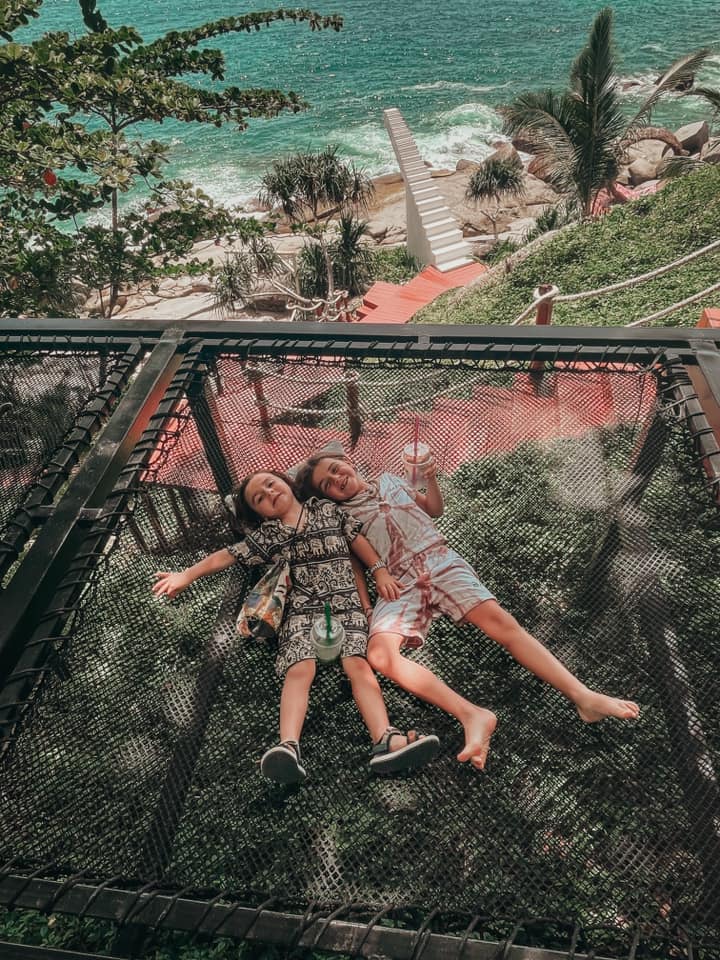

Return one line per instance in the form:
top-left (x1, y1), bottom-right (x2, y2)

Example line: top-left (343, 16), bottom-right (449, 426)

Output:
top-left (369, 727), bottom-right (440, 775)
top-left (260, 739), bottom-right (307, 784)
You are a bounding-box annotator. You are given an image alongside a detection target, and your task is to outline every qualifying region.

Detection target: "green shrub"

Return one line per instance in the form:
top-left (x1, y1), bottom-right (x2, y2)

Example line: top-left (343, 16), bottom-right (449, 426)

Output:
top-left (369, 246), bottom-right (421, 284)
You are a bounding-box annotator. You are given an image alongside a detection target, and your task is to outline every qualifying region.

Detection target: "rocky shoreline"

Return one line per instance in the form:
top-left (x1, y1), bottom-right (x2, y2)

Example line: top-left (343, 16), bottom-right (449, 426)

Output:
top-left (91, 117), bottom-right (716, 324)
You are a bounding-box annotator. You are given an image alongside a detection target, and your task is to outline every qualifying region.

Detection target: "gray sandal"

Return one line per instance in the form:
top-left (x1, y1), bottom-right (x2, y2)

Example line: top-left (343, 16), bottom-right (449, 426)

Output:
top-left (369, 727), bottom-right (440, 775)
top-left (260, 739), bottom-right (307, 784)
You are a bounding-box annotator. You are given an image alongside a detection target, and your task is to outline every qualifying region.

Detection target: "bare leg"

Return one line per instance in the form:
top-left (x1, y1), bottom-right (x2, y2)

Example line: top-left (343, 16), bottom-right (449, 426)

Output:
top-left (465, 600), bottom-right (640, 721)
top-left (279, 659), bottom-right (316, 743)
top-left (342, 655), bottom-right (393, 744)
top-left (367, 633), bottom-right (496, 770)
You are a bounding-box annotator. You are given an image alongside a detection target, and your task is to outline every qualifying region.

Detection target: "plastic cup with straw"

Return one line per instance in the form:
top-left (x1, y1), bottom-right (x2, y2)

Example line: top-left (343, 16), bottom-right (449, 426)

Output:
top-left (402, 415), bottom-right (431, 488)
top-left (312, 601), bottom-right (345, 662)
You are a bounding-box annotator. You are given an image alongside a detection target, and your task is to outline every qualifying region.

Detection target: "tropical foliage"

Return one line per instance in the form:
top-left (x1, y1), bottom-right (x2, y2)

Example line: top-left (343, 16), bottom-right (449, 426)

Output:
top-left (465, 156), bottom-right (526, 239)
top-left (216, 149), bottom-right (376, 316)
top-left (0, 0), bottom-right (343, 317)
top-left (501, 7), bottom-right (710, 216)
top-left (259, 145), bottom-right (373, 224)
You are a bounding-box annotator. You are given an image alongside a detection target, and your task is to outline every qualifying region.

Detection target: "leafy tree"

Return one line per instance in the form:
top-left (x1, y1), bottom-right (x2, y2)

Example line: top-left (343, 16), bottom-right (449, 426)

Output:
top-left (0, 1), bottom-right (344, 317)
top-left (501, 7), bottom-right (710, 216)
top-left (465, 156), bottom-right (526, 240)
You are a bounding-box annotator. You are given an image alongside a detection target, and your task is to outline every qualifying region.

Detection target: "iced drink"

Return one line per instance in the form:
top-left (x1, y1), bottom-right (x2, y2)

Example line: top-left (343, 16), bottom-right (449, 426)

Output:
top-left (402, 441), bottom-right (432, 488)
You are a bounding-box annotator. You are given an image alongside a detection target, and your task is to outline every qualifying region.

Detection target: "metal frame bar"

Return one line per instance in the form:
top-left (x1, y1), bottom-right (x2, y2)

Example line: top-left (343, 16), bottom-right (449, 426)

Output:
top-left (1, 316), bottom-right (719, 355)
top-left (0, 343), bottom-right (204, 750)
top-left (0, 345), bottom-right (143, 583)
top-left (0, 329), bottom-right (186, 684)
top-left (0, 943), bottom-right (125, 960)
top-left (0, 876), bottom-right (637, 960)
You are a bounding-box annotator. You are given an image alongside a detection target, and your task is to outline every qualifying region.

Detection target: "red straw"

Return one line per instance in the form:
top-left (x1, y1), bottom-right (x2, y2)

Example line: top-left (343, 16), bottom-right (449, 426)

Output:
top-left (412, 415), bottom-right (420, 486)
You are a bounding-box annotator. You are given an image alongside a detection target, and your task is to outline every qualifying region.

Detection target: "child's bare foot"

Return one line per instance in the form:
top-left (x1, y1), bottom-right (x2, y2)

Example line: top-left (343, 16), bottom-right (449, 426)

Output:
top-left (457, 708), bottom-right (497, 770)
top-left (576, 690), bottom-right (640, 723)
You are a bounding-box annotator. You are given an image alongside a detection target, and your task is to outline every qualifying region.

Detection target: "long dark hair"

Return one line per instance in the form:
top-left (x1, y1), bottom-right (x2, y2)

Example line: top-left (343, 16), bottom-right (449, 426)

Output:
top-left (295, 453), bottom-right (353, 502)
top-left (230, 470), bottom-right (298, 531)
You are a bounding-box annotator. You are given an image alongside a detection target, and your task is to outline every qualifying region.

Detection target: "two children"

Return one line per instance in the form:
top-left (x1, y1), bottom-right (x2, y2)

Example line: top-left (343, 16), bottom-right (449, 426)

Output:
top-left (152, 470), bottom-right (439, 784)
top-left (295, 446), bottom-right (640, 771)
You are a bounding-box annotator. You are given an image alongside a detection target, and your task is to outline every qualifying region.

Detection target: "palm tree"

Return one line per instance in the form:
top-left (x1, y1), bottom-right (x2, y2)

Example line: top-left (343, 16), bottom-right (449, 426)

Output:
top-left (501, 7), bottom-right (710, 217)
top-left (259, 146), bottom-right (374, 224)
top-left (465, 156), bottom-right (526, 240)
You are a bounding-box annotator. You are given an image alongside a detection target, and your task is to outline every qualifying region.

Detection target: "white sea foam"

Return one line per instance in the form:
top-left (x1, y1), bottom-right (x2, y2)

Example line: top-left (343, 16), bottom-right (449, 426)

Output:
top-left (400, 80), bottom-right (511, 94)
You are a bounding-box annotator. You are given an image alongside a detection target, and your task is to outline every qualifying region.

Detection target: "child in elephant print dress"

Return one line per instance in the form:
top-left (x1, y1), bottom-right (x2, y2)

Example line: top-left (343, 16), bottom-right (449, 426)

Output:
top-left (152, 470), bottom-right (439, 785)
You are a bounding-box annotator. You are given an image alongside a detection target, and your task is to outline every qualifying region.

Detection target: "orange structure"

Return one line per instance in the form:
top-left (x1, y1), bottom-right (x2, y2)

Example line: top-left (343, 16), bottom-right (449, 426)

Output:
top-left (354, 261), bottom-right (487, 324)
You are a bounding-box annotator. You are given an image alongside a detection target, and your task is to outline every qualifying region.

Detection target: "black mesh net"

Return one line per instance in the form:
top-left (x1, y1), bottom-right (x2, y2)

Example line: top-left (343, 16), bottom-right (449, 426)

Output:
top-left (1, 351), bottom-right (719, 954)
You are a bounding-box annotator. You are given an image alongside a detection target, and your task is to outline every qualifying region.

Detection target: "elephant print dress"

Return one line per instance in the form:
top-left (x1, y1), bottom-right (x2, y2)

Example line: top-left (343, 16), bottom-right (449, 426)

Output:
top-left (228, 497), bottom-right (369, 677)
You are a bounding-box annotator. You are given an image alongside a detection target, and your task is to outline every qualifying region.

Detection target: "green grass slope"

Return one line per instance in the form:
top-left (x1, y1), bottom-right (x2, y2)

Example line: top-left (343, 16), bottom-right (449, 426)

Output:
top-left (417, 166), bottom-right (720, 327)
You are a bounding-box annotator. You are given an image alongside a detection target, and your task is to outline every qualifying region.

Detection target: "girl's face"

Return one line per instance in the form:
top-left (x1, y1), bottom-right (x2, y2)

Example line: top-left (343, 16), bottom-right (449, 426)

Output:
top-left (243, 472), bottom-right (296, 519)
top-left (311, 457), bottom-right (363, 501)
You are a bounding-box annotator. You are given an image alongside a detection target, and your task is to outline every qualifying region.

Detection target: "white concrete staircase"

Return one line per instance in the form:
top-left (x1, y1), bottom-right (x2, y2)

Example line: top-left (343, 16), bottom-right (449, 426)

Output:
top-left (383, 107), bottom-right (473, 272)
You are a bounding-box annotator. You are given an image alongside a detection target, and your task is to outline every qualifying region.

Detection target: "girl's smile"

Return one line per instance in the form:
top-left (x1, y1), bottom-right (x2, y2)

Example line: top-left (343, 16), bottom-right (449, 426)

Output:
top-left (311, 458), bottom-right (366, 501)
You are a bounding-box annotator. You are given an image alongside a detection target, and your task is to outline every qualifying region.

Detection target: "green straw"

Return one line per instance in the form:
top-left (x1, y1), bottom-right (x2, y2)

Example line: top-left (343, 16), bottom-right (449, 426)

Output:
top-left (324, 602), bottom-right (332, 643)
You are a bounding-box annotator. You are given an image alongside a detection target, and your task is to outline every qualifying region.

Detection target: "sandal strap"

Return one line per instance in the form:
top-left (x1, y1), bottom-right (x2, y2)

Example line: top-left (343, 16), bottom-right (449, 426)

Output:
top-left (373, 726), bottom-right (401, 749)
top-left (279, 739), bottom-right (301, 760)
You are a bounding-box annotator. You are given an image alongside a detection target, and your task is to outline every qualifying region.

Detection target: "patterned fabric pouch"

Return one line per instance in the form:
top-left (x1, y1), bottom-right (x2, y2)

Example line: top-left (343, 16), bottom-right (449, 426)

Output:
top-left (237, 559), bottom-right (292, 640)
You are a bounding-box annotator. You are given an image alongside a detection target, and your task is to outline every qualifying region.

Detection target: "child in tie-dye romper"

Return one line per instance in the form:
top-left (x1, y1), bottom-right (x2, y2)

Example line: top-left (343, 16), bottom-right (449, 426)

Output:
top-left (296, 448), bottom-right (640, 771)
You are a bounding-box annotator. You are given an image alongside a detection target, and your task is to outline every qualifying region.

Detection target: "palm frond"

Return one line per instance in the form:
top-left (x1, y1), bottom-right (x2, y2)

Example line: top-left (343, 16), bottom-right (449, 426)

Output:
top-left (632, 48), bottom-right (712, 123)
top-left (501, 91), bottom-right (575, 164)
top-left (690, 85), bottom-right (720, 118)
top-left (570, 6), bottom-right (614, 99)
top-left (465, 157), bottom-right (525, 205)
top-left (659, 155), bottom-right (705, 180)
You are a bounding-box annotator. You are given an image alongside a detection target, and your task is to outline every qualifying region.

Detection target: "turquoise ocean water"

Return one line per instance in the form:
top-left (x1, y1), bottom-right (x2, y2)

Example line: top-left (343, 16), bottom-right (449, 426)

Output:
top-left (25, 1), bottom-right (720, 205)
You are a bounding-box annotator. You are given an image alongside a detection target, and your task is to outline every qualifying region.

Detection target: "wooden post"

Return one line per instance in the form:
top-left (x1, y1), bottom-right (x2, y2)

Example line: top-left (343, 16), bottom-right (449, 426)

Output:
top-left (529, 283), bottom-right (555, 391)
top-left (246, 363), bottom-right (273, 443)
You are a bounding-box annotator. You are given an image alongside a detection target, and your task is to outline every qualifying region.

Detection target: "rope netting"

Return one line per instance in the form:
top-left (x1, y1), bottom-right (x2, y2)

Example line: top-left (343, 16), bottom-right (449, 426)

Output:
top-left (1, 350), bottom-right (719, 955)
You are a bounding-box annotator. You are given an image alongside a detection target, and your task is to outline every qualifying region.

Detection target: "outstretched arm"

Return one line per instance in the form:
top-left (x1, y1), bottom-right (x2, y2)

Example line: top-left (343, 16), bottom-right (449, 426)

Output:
top-left (153, 548), bottom-right (236, 599)
top-left (350, 533), bottom-right (403, 601)
top-left (414, 458), bottom-right (443, 517)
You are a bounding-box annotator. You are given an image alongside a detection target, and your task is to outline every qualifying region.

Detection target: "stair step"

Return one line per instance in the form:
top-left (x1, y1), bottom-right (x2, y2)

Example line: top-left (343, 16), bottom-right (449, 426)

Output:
top-left (415, 195), bottom-right (445, 210)
top-left (434, 255), bottom-right (475, 272)
top-left (413, 185), bottom-right (441, 199)
top-left (420, 210), bottom-right (457, 230)
top-left (432, 239), bottom-right (472, 258)
top-left (427, 229), bottom-right (465, 248)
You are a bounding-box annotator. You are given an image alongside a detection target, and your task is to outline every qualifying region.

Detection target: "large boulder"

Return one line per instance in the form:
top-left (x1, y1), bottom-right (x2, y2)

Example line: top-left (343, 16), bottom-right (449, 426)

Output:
top-left (625, 139), bottom-right (672, 168)
top-left (366, 221), bottom-right (388, 241)
top-left (675, 120), bottom-right (709, 154)
top-left (373, 172), bottom-right (404, 186)
top-left (455, 158), bottom-right (482, 173)
top-left (616, 165), bottom-right (632, 185)
top-left (701, 138), bottom-right (720, 164)
top-left (628, 157), bottom-right (658, 185)
top-left (527, 154), bottom-right (554, 182)
top-left (487, 142), bottom-right (521, 166)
